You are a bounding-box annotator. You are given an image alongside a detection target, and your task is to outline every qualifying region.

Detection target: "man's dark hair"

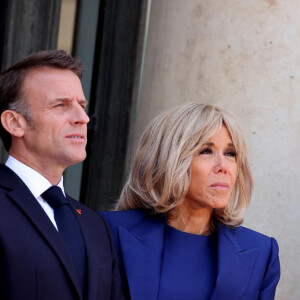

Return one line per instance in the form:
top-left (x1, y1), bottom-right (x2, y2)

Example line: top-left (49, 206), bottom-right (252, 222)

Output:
top-left (0, 50), bottom-right (83, 151)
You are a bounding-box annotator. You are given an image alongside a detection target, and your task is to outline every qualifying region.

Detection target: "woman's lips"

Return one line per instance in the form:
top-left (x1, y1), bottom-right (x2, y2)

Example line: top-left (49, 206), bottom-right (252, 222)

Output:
top-left (210, 182), bottom-right (229, 189)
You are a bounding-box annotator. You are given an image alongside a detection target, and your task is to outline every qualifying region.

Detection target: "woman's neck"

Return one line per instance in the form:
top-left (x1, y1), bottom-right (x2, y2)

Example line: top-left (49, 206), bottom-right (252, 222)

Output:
top-left (168, 203), bottom-right (213, 235)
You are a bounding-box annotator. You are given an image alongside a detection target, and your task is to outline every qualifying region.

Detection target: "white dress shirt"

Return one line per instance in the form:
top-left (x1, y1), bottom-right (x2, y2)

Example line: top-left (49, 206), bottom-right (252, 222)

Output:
top-left (5, 155), bottom-right (66, 230)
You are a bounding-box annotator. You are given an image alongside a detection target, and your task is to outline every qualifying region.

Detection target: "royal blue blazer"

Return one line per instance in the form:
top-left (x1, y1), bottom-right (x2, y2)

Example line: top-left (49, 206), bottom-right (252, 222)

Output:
top-left (100, 209), bottom-right (280, 300)
top-left (0, 164), bottom-right (123, 300)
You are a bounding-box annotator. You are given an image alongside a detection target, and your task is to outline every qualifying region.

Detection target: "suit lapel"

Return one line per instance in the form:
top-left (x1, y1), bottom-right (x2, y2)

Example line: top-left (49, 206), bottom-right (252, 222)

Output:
top-left (0, 165), bottom-right (83, 299)
top-left (210, 226), bottom-right (258, 300)
top-left (118, 214), bottom-right (166, 300)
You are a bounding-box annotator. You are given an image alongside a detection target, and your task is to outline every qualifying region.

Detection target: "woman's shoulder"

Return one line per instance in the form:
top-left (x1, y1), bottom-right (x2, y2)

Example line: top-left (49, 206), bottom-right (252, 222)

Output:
top-left (234, 225), bottom-right (276, 241)
top-left (99, 209), bottom-right (148, 229)
top-left (224, 225), bottom-right (279, 253)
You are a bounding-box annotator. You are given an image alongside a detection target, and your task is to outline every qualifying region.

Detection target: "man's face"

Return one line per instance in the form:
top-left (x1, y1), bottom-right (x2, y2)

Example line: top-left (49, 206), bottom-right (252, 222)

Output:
top-left (20, 67), bottom-right (89, 173)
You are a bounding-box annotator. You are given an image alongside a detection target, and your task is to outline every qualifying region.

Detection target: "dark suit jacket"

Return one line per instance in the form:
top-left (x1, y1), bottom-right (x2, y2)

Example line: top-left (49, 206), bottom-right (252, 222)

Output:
top-left (100, 209), bottom-right (280, 300)
top-left (0, 164), bottom-right (123, 300)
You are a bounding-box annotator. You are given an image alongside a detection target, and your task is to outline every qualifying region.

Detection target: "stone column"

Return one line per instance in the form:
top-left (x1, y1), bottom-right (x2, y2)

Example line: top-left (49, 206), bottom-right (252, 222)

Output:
top-left (131, 1), bottom-right (299, 299)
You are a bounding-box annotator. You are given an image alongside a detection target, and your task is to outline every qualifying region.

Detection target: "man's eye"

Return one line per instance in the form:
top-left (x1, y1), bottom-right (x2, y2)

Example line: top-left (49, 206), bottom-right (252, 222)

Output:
top-left (199, 147), bottom-right (212, 155)
top-left (55, 103), bottom-right (64, 108)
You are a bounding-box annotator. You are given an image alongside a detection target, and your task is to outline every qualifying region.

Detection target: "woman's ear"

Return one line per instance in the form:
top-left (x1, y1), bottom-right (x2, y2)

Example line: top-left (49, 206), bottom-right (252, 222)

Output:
top-left (1, 110), bottom-right (27, 137)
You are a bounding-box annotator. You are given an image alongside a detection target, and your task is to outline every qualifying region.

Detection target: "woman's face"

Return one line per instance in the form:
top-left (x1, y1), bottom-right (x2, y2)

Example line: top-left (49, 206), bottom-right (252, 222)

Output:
top-left (184, 124), bottom-right (238, 210)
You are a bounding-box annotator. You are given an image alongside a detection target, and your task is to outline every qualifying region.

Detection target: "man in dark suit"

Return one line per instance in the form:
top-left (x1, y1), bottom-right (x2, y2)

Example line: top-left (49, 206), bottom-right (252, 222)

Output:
top-left (0, 50), bottom-right (123, 300)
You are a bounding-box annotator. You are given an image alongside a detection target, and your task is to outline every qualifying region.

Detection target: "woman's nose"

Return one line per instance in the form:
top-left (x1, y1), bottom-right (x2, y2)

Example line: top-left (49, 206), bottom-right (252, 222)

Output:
top-left (213, 155), bottom-right (228, 174)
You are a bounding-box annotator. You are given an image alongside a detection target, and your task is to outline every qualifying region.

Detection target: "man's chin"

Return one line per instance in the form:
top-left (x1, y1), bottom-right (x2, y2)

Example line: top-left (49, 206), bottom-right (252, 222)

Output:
top-left (65, 152), bottom-right (87, 167)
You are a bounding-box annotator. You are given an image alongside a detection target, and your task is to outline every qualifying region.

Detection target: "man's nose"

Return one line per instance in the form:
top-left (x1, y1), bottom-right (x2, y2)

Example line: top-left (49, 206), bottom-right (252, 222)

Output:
top-left (71, 104), bottom-right (90, 125)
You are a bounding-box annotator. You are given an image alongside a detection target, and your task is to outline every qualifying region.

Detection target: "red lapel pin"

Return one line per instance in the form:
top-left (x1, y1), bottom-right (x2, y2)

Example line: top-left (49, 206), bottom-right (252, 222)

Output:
top-left (76, 209), bottom-right (82, 215)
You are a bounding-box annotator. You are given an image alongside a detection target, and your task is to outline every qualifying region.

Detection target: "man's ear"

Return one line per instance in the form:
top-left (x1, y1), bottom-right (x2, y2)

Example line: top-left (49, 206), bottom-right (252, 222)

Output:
top-left (1, 110), bottom-right (27, 137)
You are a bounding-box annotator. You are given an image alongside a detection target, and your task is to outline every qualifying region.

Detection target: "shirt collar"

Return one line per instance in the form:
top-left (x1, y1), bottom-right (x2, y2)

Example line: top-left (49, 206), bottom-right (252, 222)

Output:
top-left (5, 155), bottom-right (65, 198)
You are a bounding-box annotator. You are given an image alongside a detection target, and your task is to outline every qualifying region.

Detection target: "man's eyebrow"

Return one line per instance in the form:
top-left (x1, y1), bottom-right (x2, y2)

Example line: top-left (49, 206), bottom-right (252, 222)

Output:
top-left (79, 99), bottom-right (88, 106)
top-left (55, 98), bottom-right (88, 105)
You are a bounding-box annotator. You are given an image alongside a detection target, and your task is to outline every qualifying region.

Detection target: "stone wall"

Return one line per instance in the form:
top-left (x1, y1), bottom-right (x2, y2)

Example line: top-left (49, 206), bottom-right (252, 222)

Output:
top-left (132, 1), bottom-right (300, 299)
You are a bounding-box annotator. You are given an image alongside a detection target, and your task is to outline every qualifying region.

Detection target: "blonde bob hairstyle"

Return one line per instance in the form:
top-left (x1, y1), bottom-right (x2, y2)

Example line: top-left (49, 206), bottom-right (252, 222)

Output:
top-left (117, 103), bottom-right (254, 227)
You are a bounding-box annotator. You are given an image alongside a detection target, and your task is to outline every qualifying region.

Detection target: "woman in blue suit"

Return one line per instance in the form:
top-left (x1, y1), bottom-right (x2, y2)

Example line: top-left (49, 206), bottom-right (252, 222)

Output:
top-left (101, 103), bottom-right (280, 300)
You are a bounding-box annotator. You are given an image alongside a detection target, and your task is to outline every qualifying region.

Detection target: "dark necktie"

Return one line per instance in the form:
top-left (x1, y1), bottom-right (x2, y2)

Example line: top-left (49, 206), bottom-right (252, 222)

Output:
top-left (42, 186), bottom-right (86, 294)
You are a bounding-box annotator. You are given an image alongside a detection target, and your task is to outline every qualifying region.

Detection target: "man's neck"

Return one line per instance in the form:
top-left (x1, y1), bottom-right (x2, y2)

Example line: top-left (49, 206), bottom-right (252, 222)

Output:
top-left (9, 152), bottom-right (64, 185)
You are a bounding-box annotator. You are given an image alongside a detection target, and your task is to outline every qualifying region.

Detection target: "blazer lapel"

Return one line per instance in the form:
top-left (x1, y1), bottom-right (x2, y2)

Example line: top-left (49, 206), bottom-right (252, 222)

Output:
top-left (118, 214), bottom-right (166, 300)
top-left (0, 166), bottom-right (83, 299)
top-left (210, 226), bottom-right (258, 300)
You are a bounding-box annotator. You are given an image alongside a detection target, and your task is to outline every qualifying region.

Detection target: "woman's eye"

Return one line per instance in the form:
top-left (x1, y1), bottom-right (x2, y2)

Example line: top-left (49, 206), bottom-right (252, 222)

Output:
top-left (199, 147), bottom-right (212, 155)
top-left (225, 150), bottom-right (237, 157)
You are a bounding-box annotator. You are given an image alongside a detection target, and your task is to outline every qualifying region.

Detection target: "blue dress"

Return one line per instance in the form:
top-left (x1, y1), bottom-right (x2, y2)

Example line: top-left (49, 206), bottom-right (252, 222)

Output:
top-left (158, 225), bottom-right (217, 300)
